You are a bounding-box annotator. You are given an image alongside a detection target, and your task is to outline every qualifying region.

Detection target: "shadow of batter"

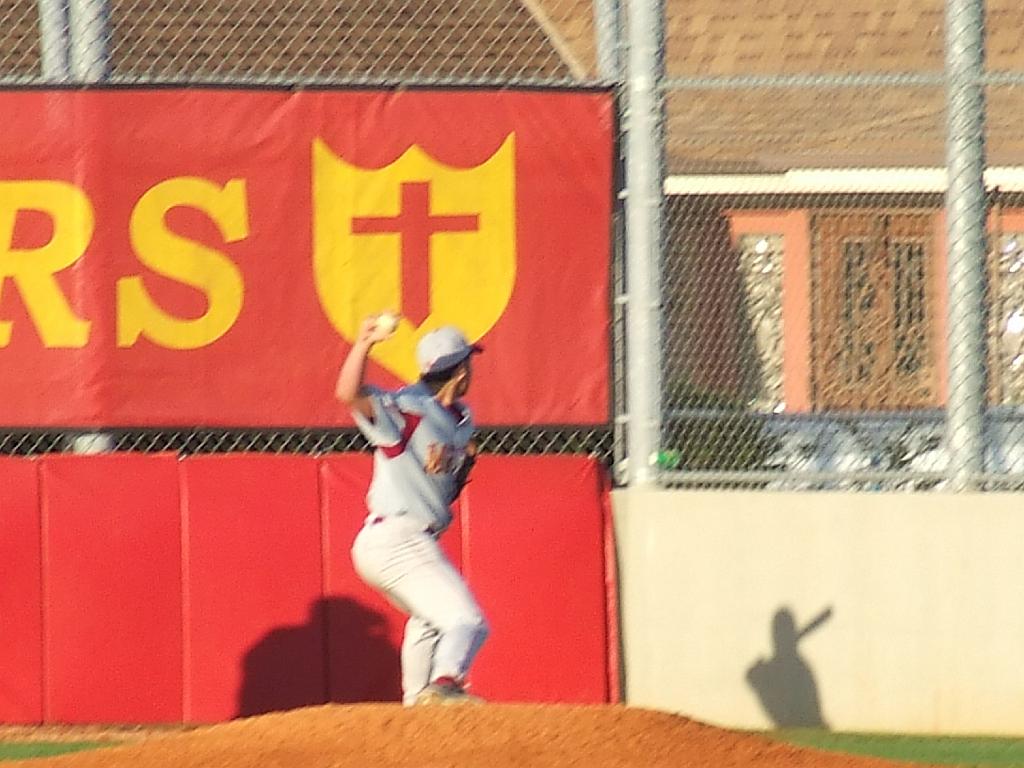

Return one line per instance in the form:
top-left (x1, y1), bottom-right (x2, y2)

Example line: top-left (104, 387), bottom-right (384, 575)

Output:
top-left (746, 605), bottom-right (832, 729)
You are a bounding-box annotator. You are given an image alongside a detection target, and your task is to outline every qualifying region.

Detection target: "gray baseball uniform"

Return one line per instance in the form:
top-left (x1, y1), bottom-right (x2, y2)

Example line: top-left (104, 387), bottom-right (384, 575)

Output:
top-left (350, 381), bottom-right (488, 705)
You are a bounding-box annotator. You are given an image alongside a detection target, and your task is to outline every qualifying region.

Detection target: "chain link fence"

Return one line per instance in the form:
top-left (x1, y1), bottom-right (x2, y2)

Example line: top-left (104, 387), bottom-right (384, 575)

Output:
top-left (0, 0), bottom-right (620, 463)
top-left (1, 0), bottom-right (610, 85)
top-left (654, 0), bottom-right (1024, 491)
top-left (0, 425), bottom-right (614, 458)
top-left (4, 0), bottom-right (1023, 488)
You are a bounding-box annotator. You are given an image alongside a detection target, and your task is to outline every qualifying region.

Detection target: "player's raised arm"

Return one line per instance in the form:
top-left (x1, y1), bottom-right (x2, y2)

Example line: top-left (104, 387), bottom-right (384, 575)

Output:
top-left (335, 314), bottom-right (397, 419)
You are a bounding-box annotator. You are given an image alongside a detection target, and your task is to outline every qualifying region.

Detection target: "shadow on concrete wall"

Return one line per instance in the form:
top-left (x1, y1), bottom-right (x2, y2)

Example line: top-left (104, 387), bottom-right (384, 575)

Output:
top-left (746, 605), bottom-right (832, 729)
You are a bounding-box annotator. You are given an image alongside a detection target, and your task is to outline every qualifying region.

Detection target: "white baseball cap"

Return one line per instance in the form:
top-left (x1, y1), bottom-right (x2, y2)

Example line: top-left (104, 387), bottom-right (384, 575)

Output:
top-left (416, 326), bottom-right (483, 375)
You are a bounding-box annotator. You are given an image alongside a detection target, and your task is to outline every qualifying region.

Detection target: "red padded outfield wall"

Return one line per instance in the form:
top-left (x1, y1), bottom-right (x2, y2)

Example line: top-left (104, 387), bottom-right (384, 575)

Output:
top-left (42, 455), bottom-right (183, 723)
top-left (0, 453), bottom-right (614, 723)
top-left (0, 458), bottom-right (42, 723)
top-left (461, 456), bottom-right (611, 703)
top-left (183, 456), bottom-right (325, 722)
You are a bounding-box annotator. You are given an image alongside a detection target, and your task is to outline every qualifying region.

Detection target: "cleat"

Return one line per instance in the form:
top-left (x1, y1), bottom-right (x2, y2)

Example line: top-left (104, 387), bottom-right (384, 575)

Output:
top-left (414, 676), bottom-right (484, 705)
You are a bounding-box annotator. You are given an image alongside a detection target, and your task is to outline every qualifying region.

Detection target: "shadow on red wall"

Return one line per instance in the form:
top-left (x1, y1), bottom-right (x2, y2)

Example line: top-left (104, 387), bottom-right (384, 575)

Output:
top-left (237, 597), bottom-right (401, 717)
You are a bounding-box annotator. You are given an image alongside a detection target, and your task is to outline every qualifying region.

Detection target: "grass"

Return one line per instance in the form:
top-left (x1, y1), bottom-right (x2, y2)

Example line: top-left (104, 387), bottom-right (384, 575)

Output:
top-left (4, 730), bottom-right (1024, 766)
top-left (0, 742), bottom-right (112, 761)
top-left (774, 729), bottom-right (1024, 767)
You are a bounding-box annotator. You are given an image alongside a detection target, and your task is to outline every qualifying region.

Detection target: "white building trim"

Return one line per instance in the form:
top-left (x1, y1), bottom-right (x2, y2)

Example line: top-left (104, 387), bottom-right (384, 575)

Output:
top-left (665, 167), bottom-right (1024, 195)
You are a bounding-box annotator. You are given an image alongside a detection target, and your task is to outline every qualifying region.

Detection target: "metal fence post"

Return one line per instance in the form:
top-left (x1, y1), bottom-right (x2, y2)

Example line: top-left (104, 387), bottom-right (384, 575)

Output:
top-left (37, 0), bottom-right (70, 80)
top-left (944, 0), bottom-right (988, 490)
top-left (68, 0), bottom-right (111, 452)
top-left (624, 0), bottom-right (665, 486)
top-left (69, 0), bottom-right (109, 81)
top-left (594, 0), bottom-right (624, 80)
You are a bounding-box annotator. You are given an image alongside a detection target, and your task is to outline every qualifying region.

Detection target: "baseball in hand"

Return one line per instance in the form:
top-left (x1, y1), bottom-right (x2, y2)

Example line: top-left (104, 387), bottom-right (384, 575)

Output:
top-left (374, 312), bottom-right (399, 335)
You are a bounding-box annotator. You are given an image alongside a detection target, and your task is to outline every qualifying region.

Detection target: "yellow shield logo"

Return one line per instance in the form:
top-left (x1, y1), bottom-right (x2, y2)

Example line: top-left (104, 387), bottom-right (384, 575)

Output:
top-left (312, 136), bottom-right (517, 382)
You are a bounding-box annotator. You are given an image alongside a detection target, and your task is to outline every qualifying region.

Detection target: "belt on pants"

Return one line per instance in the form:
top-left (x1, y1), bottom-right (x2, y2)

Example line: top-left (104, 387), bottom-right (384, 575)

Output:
top-left (369, 515), bottom-right (440, 536)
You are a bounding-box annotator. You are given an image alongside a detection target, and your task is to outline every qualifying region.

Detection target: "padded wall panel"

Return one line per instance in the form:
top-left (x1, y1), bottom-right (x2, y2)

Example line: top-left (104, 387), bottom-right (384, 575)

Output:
top-left (461, 455), bottom-right (610, 703)
top-left (320, 454), bottom-right (404, 703)
top-left (41, 454), bottom-right (182, 723)
top-left (182, 455), bottom-right (323, 722)
top-left (0, 458), bottom-right (42, 723)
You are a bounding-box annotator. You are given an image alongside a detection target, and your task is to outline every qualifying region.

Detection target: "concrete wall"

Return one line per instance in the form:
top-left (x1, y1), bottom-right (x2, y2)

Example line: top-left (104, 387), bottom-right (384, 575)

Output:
top-left (612, 489), bottom-right (1024, 735)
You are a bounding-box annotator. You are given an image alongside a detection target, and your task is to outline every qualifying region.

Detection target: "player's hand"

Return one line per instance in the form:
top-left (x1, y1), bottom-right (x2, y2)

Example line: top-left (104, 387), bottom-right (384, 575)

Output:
top-left (357, 313), bottom-right (399, 345)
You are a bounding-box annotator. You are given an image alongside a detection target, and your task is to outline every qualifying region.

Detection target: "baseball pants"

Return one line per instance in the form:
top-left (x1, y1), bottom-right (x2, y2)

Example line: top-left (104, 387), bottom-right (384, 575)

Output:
top-left (351, 514), bottom-right (489, 705)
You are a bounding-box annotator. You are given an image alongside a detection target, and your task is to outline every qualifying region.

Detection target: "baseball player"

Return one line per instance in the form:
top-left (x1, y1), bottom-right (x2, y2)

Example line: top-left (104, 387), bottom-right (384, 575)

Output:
top-left (337, 315), bottom-right (488, 705)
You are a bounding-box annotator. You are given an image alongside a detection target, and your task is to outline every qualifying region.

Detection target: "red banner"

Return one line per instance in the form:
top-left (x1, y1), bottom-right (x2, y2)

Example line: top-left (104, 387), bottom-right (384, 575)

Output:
top-left (0, 89), bottom-right (612, 427)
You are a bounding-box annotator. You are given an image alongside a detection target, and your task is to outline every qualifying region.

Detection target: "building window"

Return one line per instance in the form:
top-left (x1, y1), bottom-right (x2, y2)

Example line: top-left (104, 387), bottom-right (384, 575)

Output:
top-left (736, 233), bottom-right (784, 413)
top-left (891, 238), bottom-right (929, 378)
top-left (812, 212), bottom-right (938, 410)
top-left (992, 233), bottom-right (1024, 405)
top-left (838, 237), bottom-right (878, 389)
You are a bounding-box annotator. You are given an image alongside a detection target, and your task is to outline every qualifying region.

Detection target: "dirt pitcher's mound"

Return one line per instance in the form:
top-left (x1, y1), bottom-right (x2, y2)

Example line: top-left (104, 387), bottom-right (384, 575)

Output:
top-left (11, 704), bottom-right (916, 768)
